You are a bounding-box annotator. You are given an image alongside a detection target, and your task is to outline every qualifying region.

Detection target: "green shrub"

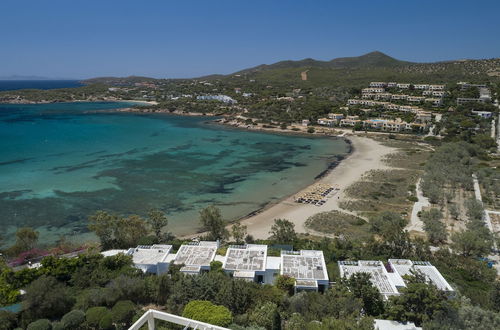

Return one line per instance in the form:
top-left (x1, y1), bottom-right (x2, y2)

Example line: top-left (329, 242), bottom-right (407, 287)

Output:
top-left (210, 261), bottom-right (223, 272)
top-left (307, 127), bottom-right (315, 133)
top-left (26, 319), bottom-right (52, 330)
top-left (51, 322), bottom-right (63, 330)
top-left (182, 300), bottom-right (233, 327)
top-left (275, 275), bottom-right (295, 295)
top-left (86, 306), bottom-right (109, 327)
top-left (407, 196), bottom-right (418, 202)
top-left (98, 311), bottom-right (114, 330)
top-left (60, 310), bottom-right (85, 329)
top-left (111, 300), bottom-right (136, 326)
top-left (0, 310), bottom-right (17, 330)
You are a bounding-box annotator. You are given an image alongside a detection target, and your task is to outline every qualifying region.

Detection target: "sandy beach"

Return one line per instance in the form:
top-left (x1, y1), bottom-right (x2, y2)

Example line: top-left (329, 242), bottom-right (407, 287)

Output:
top-left (237, 134), bottom-right (395, 239)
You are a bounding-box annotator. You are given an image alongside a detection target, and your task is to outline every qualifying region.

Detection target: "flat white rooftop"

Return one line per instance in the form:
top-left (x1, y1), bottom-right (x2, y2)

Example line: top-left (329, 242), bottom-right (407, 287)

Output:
top-left (374, 319), bottom-right (421, 330)
top-left (101, 249), bottom-right (126, 257)
top-left (223, 244), bottom-right (267, 272)
top-left (281, 250), bottom-right (328, 281)
top-left (127, 245), bottom-right (172, 265)
top-left (339, 260), bottom-right (399, 296)
top-left (174, 241), bottom-right (217, 267)
top-left (389, 259), bottom-right (454, 292)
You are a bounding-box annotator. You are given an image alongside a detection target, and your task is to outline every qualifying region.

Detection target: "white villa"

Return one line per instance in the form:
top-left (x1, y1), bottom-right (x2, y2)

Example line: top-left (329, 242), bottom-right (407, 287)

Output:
top-left (281, 250), bottom-right (329, 292)
top-left (102, 243), bottom-right (329, 292)
top-left (339, 259), bottom-right (454, 299)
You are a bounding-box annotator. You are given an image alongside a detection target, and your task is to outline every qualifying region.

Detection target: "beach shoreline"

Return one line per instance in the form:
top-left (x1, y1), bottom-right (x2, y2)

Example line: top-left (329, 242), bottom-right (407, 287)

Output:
top-left (181, 133), bottom-right (395, 240)
top-left (236, 134), bottom-right (395, 239)
top-left (1, 100), bottom-right (396, 242)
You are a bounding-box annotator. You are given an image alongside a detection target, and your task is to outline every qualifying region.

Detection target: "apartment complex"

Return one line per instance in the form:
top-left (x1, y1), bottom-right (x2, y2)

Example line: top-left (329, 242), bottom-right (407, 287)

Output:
top-left (318, 112), bottom-right (426, 132)
top-left (102, 242), bottom-right (329, 292)
top-left (456, 82), bottom-right (492, 104)
top-left (338, 259), bottom-right (454, 299)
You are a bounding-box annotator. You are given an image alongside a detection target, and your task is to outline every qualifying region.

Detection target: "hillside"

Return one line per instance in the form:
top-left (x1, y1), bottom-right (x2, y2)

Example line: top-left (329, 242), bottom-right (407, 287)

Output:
top-left (221, 51), bottom-right (500, 88)
top-left (81, 75), bottom-right (157, 85)
top-left (236, 51), bottom-right (409, 74)
top-left (77, 52), bottom-right (500, 89)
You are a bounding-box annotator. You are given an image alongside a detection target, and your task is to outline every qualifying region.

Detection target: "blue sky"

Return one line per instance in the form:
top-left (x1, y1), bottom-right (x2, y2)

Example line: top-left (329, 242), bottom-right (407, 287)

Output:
top-left (1, 0), bottom-right (499, 79)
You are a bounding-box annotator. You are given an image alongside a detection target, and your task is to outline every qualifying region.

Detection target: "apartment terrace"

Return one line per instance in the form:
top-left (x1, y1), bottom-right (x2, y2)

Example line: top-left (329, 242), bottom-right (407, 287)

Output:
top-left (339, 259), bottom-right (454, 299)
top-left (281, 250), bottom-right (329, 292)
top-left (174, 241), bottom-right (218, 274)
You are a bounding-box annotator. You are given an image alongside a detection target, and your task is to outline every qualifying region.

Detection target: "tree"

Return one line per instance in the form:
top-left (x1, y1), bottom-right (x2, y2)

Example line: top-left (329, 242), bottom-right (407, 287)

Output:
top-left (344, 273), bottom-right (384, 316)
top-left (114, 215), bottom-right (148, 248)
top-left (269, 219), bottom-right (297, 244)
top-left (22, 275), bottom-right (74, 321)
top-left (98, 311), bottom-right (114, 330)
top-left (182, 300), bottom-right (233, 327)
top-left (199, 206), bottom-right (229, 241)
top-left (0, 311), bottom-right (17, 330)
top-left (449, 204), bottom-right (460, 220)
top-left (111, 300), bottom-right (136, 327)
top-left (249, 301), bottom-right (281, 330)
top-left (276, 275), bottom-right (295, 295)
top-left (60, 310), bottom-right (85, 329)
top-left (465, 198), bottom-right (484, 221)
top-left (284, 313), bottom-right (306, 330)
top-left (231, 222), bottom-right (247, 244)
top-left (421, 209), bottom-right (447, 244)
top-left (9, 227), bottom-right (39, 255)
top-left (369, 212), bottom-right (407, 238)
top-left (147, 209), bottom-right (168, 242)
top-left (88, 211), bottom-right (119, 249)
top-left (26, 319), bottom-right (52, 330)
top-left (386, 277), bottom-right (447, 326)
top-left (424, 301), bottom-right (500, 330)
top-left (451, 230), bottom-right (492, 257)
top-left (85, 306), bottom-right (109, 328)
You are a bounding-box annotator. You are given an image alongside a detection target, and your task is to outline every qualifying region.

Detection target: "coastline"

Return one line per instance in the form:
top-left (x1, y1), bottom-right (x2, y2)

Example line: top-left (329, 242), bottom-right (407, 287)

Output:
top-left (236, 134), bottom-right (395, 239)
top-left (181, 133), bottom-right (395, 240)
top-left (2, 99), bottom-right (395, 241)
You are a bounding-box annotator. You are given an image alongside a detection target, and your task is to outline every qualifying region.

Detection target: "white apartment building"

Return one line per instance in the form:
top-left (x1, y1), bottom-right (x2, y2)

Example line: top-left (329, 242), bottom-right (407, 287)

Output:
top-left (396, 83), bottom-right (410, 89)
top-left (281, 250), bottom-right (329, 292)
top-left (340, 118), bottom-right (361, 127)
top-left (457, 97), bottom-right (487, 105)
top-left (413, 84), bottom-right (429, 90)
top-left (370, 82), bottom-right (387, 88)
top-left (391, 94), bottom-right (408, 101)
top-left (173, 241), bottom-right (218, 275)
top-left (407, 96), bottom-right (426, 103)
top-left (384, 103), bottom-right (400, 111)
top-left (458, 82), bottom-right (487, 90)
top-left (416, 111), bottom-right (432, 123)
top-left (429, 84), bottom-right (445, 91)
top-left (222, 244), bottom-right (275, 284)
top-left (327, 113), bottom-right (344, 120)
top-left (125, 245), bottom-right (173, 275)
top-left (362, 87), bottom-right (385, 94)
top-left (339, 259), bottom-right (454, 299)
top-left (425, 98), bottom-right (443, 107)
top-left (472, 110), bottom-right (493, 119)
top-left (388, 259), bottom-right (454, 293)
top-left (317, 118), bottom-right (337, 126)
top-left (398, 105), bottom-right (421, 113)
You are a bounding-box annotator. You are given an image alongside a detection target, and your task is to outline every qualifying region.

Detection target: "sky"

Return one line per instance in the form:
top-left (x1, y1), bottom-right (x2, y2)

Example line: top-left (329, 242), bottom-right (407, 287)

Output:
top-left (0, 0), bottom-right (499, 79)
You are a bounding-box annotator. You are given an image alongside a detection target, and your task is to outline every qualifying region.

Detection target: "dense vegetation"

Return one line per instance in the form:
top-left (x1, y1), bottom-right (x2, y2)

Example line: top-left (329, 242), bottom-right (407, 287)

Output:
top-left (0, 203), bottom-right (499, 329)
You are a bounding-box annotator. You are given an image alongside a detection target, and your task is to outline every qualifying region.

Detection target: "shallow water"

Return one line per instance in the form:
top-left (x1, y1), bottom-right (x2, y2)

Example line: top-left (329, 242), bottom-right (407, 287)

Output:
top-left (0, 102), bottom-right (349, 246)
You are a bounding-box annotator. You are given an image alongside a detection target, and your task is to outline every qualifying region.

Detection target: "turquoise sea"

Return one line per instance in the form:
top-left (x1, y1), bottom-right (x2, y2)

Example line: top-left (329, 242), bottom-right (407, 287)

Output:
top-left (0, 102), bottom-right (349, 246)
